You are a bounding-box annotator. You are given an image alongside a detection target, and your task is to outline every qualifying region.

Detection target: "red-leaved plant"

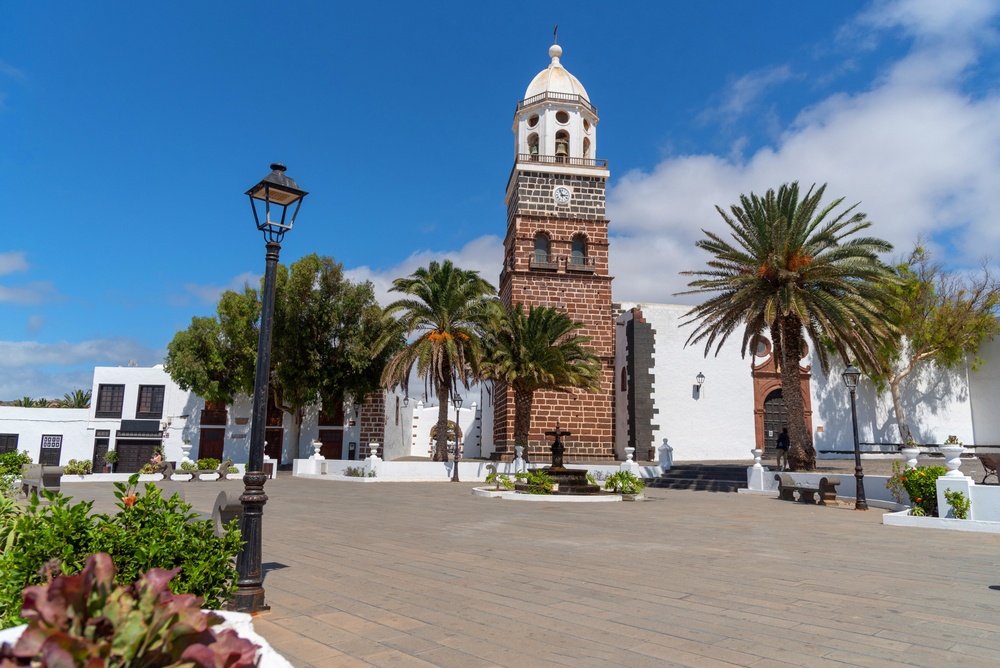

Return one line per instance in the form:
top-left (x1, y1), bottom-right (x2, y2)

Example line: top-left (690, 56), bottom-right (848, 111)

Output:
top-left (0, 552), bottom-right (258, 667)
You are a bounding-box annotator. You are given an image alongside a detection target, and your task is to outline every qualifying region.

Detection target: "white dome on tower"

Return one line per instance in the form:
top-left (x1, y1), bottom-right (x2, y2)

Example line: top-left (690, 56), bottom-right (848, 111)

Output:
top-left (524, 44), bottom-right (590, 101)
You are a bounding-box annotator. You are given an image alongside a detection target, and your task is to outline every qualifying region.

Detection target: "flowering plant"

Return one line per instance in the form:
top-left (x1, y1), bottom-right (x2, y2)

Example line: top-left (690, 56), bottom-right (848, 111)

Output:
top-left (887, 463), bottom-right (946, 516)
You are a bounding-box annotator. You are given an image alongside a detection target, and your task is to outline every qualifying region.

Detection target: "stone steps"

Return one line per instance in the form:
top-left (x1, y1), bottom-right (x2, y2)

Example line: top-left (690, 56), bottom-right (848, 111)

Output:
top-left (646, 464), bottom-right (747, 493)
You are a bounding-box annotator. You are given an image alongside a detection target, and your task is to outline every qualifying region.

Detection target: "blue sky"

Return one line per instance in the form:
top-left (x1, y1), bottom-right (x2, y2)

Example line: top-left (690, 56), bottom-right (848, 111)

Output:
top-left (3, 0), bottom-right (1000, 399)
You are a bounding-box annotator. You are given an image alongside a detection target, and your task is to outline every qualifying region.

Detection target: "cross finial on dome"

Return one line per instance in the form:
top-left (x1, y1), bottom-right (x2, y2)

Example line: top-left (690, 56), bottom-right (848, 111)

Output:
top-left (553, 23), bottom-right (558, 44)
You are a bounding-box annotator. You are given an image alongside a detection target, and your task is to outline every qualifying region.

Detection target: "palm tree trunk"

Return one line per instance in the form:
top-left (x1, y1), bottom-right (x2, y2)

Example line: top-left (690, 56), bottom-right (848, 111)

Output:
top-left (513, 388), bottom-right (533, 463)
top-left (776, 317), bottom-right (816, 471)
top-left (434, 388), bottom-right (450, 462)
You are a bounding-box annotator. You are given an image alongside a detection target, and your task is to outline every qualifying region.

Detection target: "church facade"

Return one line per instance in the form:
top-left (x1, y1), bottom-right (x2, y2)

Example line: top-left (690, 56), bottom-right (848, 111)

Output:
top-left (490, 41), bottom-right (1000, 463)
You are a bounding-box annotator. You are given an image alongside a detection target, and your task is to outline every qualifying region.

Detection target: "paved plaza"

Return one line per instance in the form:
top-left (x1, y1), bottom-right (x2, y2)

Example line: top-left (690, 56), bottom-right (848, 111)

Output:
top-left (62, 474), bottom-right (1000, 667)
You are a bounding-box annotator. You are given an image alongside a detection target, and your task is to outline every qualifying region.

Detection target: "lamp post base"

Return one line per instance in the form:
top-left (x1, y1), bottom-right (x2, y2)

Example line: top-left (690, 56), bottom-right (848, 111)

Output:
top-left (854, 466), bottom-right (868, 511)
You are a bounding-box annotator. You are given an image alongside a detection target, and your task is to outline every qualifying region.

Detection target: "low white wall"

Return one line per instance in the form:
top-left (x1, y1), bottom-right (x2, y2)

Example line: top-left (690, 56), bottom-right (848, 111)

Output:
top-left (292, 459), bottom-right (664, 482)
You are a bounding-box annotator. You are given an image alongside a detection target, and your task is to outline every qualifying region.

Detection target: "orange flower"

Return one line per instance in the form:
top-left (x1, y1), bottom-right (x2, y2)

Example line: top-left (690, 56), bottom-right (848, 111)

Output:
top-left (123, 494), bottom-right (137, 508)
top-left (915, 497), bottom-right (921, 503)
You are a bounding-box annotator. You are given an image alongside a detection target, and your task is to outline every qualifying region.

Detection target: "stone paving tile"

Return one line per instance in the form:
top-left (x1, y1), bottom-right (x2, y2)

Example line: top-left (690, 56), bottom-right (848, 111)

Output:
top-left (56, 476), bottom-right (1000, 667)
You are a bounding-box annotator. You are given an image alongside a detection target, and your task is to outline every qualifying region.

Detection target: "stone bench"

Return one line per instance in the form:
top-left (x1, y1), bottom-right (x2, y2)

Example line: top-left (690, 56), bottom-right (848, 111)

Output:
top-left (774, 473), bottom-right (840, 505)
top-left (212, 490), bottom-right (243, 538)
top-left (21, 464), bottom-right (64, 497)
top-left (977, 454), bottom-right (1000, 484)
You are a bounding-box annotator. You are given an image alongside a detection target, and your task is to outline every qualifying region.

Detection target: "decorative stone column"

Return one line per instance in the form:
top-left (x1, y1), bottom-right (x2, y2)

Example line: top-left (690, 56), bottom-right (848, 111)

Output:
top-left (900, 447), bottom-right (920, 470)
top-left (514, 446), bottom-right (526, 473)
top-left (310, 439), bottom-right (323, 460)
top-left (940, 445), bottom-right (966, 478)
top-left (752, 448), bottom-right (763, 469)
top-left (180, 440), bottom-right (194, 466)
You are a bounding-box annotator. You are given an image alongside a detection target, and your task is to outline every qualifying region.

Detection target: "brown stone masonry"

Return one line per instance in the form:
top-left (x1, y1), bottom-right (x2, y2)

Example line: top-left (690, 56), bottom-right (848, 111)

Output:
top-left (359, 391), bottom-right (386, 458)
top-left (495, 167), bottom-right (616, 461)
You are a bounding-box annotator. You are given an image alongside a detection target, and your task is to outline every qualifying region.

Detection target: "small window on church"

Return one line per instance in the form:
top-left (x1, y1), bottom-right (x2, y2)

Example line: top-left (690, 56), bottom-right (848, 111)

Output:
top-left (555, 110), bottom-right (569, 124)
top-left (533, 233), bottom-right (550, 264)
top-left (528, 114), bottom-right (539, 128)
top-left (527, 133), bottom-right (539, 157)
top-left (583, 118), bottom-right (591, 133)
top-left (583, 137), bottom-right (591, 158)
top-left (570, 235), bottom-right (587, 266)
top-left (620, 367), bottom-right (627, 391)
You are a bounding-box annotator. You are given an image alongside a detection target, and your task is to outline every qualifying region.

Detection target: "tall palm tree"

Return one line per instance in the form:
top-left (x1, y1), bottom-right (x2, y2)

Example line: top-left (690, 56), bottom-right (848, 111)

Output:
top-left (482, 303), bottom-right (601, 460)
top-left (61, 389), bottom-right (92, 408)
top-left (681, 182), bottom-right (897, 470)
top-left (379, 260), bottom-right (498, 461)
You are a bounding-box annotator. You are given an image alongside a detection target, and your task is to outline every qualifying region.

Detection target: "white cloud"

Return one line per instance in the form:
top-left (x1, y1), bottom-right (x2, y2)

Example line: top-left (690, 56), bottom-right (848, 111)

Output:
top-left (0, 338), bottom-right (161, 369)
top-left (0, 281), bottom-right (58, 304)
top-left (345, 235), bottom-right (504, 306)
top-left (0, 338), bottom-right (164, 400)
top-left (0, 251), bottom-right (28, 275)
top-left (702, 65), bottom-right (796, 123)
top-left (26, 315), bottom-right (44, 335)
top-left (605, 0), bottom-right (1000, 305)
top-left (182, 271), bottom-right (260, 306)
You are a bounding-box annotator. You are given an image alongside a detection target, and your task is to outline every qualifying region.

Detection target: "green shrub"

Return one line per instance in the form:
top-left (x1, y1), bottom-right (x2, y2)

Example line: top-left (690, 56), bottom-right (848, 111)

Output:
top-left (104, 450), bottom-right (119, 464)
top-left (63, 459), bottom-right (93, 475)
top-left (485, 472), bottom-right (514, 490)
top-left (888, 464), bottom-right (946, 516)
top-left (139, 463), bottom-right (157, 474)
top-left (197, 458), bottom-right (221, 471)
top-left (525, 469), bottom-right (554, 494)
top-left (605, 471), bottom-right (646, 495)
top-left (944, 488), bottom-right (970, 519)
top-left (514, 470), bottom-right (528, 482)
top-left (0, 552), bottom-right (257, 666)
top-left (0, 475), bottom-right (242, 627)
top-left (228, 465), bottom-right (239, 474)
top-left (180, 461), bottom-right (197, 471)
top-left (0, 451), bottom-right (32, 477)
top-left (343, 466), bottom-right (375, 478)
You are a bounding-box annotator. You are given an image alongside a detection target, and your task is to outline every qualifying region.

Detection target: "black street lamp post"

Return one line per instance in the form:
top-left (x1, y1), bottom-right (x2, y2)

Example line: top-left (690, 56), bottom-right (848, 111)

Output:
top-left (841, 364), bottom-right (868, 511)
top-left (232, 164), bottom-right (307, 614)
top-left (451, 396), bottom-right (463, 482)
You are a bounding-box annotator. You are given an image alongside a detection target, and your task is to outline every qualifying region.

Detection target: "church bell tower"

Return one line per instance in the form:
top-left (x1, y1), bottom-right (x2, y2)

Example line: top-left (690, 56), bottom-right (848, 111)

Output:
top-left (494, 42), bottom-right (615, 461)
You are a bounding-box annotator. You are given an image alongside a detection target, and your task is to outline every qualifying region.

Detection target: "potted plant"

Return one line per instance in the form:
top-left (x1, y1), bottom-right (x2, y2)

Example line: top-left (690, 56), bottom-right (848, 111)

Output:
top-left (104, 449), bottom-right (119, 473)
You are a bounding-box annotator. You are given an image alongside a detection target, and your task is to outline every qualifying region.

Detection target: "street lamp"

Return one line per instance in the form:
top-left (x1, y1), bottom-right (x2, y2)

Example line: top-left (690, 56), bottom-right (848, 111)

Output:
top-left (233, 164), bottom-right (307, 614)
top-left (451, 395), bottom-right (463, 482)
top-left (841, 364), bottom-right (868, 511)
top-left (695, 371), bottom-right (706, 397)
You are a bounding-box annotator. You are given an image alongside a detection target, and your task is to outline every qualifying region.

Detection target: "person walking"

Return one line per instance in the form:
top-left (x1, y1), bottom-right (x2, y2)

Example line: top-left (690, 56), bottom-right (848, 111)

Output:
top-left (775, 427), bottom-right (790, 471)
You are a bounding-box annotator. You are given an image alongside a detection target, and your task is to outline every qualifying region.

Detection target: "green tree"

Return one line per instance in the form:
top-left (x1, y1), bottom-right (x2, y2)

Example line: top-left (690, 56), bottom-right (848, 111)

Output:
top-left (873, 244), bottom-right (1000, 443)
top-left (60, 389), bottom-right (92, 408)
top-left (165, 254), bottom-right (399, 455)
top-left (681, 182), bottom-right (897, 470)
top-left (378, 260), bottom-right (498, 462)
top-left (12, 397), bottom-right (41, 408)
top-left (481, 303), bottom-right (601, 460)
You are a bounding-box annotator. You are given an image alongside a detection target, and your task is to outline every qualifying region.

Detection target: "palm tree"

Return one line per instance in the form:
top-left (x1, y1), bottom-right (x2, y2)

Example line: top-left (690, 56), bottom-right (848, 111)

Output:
top-left (379, 260), bottom-right (498, 461)
top-left (482, 303), bottom-right (601, 460)
top-left (61, 389), bottom-right (92, 408)
top-left (13, 397), bottom-right (38, 407)
top-left (680, 182), bottom-right (897, 470)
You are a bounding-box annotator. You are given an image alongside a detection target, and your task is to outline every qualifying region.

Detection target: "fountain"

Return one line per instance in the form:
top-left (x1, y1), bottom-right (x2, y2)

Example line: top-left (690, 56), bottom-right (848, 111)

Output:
top-left (516, 420), bottom-right (601, 495)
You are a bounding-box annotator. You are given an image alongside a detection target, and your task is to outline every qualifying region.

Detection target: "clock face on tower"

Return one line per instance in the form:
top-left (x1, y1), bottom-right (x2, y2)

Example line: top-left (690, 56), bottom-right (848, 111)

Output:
top-left (553, 186), bottom-right (572, 204)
